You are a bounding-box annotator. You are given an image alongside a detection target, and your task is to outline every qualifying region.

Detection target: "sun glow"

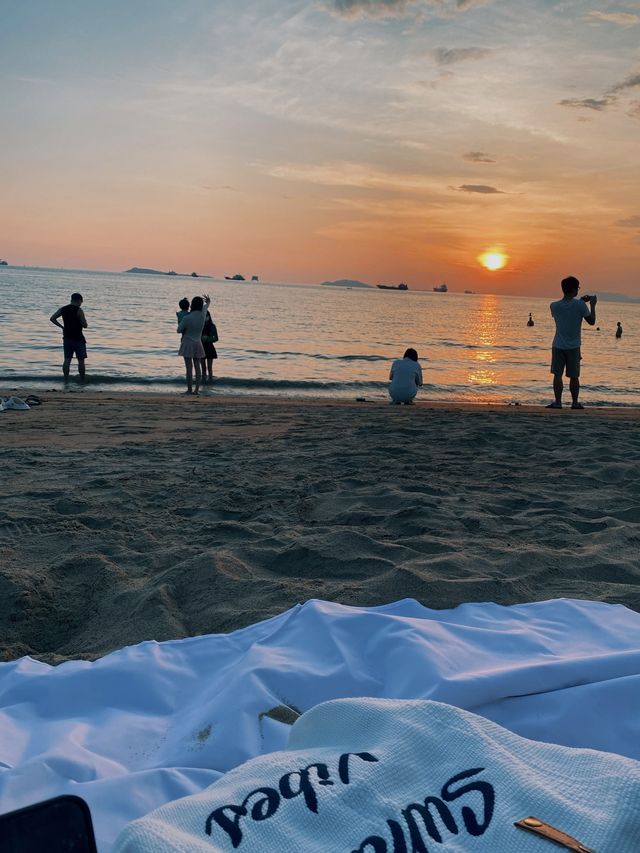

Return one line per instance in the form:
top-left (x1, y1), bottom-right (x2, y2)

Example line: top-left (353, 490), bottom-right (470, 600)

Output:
top-left (479, 251), bottom-right (508, 271)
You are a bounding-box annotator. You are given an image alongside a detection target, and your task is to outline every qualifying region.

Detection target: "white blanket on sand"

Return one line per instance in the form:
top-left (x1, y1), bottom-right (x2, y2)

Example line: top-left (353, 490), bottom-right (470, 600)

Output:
top-left (1, 597), bottom-right (640, 851)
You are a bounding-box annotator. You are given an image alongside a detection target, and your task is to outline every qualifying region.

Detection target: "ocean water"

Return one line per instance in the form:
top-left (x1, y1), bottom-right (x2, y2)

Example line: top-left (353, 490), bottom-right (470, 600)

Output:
top-left (1, 266), bottom-right (638, 405)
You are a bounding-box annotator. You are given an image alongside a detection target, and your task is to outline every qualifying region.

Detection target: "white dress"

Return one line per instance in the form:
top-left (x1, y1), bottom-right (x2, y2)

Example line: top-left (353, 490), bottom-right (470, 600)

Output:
top-left (178, 308), bottom-right (207, 358)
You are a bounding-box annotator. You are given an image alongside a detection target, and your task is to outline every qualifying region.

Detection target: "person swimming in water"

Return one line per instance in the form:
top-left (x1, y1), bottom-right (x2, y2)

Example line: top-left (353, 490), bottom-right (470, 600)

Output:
top-left (527, 313), bottom-right (534, 327)
top-left (616, 322), bottom-right (623, 339)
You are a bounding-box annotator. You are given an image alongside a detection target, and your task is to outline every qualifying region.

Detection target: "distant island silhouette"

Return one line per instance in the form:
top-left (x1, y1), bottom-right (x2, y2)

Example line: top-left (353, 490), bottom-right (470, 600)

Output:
top-left (321, 279), bottom-right (372, 288)
top-left (125, 267), bottom-right (211, 278)
top-left (597, 291), bottom-right (640, 304)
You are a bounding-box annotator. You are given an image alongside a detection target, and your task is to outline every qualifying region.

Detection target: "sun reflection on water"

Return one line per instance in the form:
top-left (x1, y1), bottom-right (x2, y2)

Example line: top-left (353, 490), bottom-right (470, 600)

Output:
top-left (467, 295), bottom-right (498, 388)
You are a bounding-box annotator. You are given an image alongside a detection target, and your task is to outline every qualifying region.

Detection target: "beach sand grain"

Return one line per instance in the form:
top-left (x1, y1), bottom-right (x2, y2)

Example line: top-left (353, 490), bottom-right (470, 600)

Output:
top-left (1, 391), bottom-right (639, 663)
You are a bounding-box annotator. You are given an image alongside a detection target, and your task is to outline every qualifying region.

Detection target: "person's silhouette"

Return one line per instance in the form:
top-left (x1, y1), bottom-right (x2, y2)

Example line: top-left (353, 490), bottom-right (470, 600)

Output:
top-left (547, 276), bottom-right (596, 410)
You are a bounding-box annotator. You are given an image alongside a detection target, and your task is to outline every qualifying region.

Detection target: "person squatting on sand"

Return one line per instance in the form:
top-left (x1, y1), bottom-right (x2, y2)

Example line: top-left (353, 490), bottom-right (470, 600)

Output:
top-left (49, 292), bottom-right (88, 381)
top-left (200, 308), bottom-right (218, 383)
top-left (389, 348), bottom-right (423, 404)
top-left (177, 294), bottom-right (211, 395)
top-left (548, 276), bottom-right (596, 410)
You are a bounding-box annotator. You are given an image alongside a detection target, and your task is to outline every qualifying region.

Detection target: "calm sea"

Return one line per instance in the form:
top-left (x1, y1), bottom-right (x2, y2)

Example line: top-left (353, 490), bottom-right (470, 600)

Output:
top-left (1, 266), bottom-right (638, 405)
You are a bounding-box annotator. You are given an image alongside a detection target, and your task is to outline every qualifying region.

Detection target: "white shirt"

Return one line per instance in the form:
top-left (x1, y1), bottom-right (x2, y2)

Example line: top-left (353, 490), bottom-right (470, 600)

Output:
top-left (550, 297), bottom-right (590, 349)
top-left (177, 307), bottom-right (208, 343)
top-left (389, 357), bottom-right (423, 400)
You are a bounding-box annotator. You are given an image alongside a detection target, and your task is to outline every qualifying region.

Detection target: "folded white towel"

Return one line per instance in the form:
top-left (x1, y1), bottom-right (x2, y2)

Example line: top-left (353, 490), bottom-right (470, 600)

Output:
top-left (114, 698), bottom-right (640, 852)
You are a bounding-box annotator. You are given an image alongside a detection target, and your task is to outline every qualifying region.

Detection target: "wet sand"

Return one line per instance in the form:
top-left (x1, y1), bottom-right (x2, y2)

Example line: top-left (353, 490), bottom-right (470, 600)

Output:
top-left (2, 390), bottom-right (639, 662)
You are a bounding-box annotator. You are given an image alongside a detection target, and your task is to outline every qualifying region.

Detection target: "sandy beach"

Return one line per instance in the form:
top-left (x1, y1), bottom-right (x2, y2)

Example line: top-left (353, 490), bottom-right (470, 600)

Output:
top-left (1, 390), bottom-right (640, 663)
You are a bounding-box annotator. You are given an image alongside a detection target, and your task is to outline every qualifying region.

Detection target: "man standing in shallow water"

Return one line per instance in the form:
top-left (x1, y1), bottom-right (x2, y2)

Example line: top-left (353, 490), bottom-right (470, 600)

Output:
top-left (50, 292), bottom-right (88, 381)
top-left (548, 276), bottom-right (596, 409)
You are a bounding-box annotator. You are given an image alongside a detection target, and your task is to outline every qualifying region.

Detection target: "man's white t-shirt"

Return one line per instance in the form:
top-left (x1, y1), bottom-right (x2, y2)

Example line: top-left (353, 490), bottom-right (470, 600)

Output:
top-left (550, 297), bottom-right (590, 349)
top-left (389, 357), bottom-right (423, 401)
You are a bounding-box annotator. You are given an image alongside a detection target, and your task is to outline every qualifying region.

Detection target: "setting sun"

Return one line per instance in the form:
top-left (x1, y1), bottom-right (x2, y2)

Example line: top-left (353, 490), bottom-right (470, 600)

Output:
top-left (479, 251), bottom-right (508, 272)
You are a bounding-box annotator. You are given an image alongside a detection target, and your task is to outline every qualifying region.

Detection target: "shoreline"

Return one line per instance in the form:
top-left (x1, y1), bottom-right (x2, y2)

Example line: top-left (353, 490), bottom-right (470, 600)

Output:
top-left (4, 387), bottom-right (640, 414)
top-left (2, 390), bottom-right (640, 663)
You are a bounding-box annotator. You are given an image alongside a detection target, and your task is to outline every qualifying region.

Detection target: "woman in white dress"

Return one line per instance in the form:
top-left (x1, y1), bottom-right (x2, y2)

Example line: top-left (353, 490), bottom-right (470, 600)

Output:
top-left (389, 348), bottom-right (423, 404)
top-left (177, 294), bottom-right (211, 395)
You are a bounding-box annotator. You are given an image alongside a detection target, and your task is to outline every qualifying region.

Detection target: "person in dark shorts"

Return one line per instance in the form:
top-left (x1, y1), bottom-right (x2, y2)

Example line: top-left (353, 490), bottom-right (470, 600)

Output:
top-left (50, 292), bottom-right (88, 380)
top-left (548, 276), bottom-right (596, 410)
top-left (200, 310), bottom-right (218, 382)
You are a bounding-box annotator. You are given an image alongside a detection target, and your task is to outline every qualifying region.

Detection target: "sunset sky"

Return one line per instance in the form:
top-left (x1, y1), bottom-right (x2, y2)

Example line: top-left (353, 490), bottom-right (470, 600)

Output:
top-left (1, 0), bottom-right (639, 294)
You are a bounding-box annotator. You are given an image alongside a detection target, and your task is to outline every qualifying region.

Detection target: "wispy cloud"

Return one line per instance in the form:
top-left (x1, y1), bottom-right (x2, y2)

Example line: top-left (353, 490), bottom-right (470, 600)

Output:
top-left (587, 10), bottom-right (639, 27)
top-left (559, 69), bottom-right (640, 114)
top-left (328, 0), bottom-right (417, 18)
top-left (616, 215), bottom-right (640, 227)
top-left (433, 47), bottom-right (494, 66)
top-left (266, 161), bottom-right (451, 195)
top-left (453, 184), bottom-right (507, 193)
top-left (611, 71), bottom-right (640, 94)
top-left (327, 0), bottom-right (492, 18)
top-left (559, 95), bottom-right (616, 111)
top-left (462, 151), bottom-right (496, 163)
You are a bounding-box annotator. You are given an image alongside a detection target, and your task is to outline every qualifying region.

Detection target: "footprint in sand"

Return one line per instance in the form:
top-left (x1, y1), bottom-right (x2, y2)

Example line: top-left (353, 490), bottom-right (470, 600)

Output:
top-left (53, 498), bottom-right (89, 516)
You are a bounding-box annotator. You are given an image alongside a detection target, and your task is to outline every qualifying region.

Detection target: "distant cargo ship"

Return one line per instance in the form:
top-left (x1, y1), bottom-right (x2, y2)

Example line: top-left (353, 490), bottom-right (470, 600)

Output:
top-left (433, 283), bottom-right (448, 292)
top-left (377, 282), bottom-right (408, 291)
top-left (225, 274), bottom-right (245, 281)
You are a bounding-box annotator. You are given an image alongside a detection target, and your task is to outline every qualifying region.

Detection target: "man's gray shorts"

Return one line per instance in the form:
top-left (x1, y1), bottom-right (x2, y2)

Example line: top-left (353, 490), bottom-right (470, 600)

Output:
top-left (551, 347), bottom-right (581, 378)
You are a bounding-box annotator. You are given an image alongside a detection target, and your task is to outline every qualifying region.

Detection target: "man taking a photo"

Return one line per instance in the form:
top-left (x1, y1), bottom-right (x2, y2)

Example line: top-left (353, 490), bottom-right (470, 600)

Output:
top-left (548, 276), bottom-right (596, 409)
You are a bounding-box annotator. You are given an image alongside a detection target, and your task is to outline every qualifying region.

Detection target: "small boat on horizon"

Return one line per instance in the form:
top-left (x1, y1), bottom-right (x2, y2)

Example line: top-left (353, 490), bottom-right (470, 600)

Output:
top-left (433, 283), bottom-right (448, 292)
top-left (377, 282), bottom-right (408, 291)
